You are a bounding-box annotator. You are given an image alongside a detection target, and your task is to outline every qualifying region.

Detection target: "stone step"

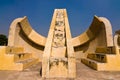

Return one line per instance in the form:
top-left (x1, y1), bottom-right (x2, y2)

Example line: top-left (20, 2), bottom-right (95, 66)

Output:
top-left (16, 58), bottom-right (39, 69)
top-left (0, 46), bottom-right (24, 55)
top-left (81, 58), bottom-right (105, 70)
top-left (87, 53), bottom-right (106, 62)
top-left (14, 53), bottom-right (32, 62)
top-left (95, 47), bottom-right (113, 54)
top-left (7, 46), bottom-right (24, 54)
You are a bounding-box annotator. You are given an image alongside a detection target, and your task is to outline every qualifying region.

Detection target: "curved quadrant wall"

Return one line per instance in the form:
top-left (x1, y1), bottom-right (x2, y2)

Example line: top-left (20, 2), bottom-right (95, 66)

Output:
top-left (8, 17), bottom-right (46, 60)
top-left (72, 16), bottom-right (113, 59)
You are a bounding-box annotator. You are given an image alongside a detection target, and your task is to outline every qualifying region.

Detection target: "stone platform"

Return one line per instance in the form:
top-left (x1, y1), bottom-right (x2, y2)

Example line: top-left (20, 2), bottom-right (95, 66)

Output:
top-left (0, 62), bottom-right (120, 80)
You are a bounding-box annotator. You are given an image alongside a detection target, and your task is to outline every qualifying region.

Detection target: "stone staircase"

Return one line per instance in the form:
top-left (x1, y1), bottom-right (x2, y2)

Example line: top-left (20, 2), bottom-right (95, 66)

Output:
top-left (81, 46), bottom-right (120, 71)
top-left (0, 46), bottom-right (39, 71)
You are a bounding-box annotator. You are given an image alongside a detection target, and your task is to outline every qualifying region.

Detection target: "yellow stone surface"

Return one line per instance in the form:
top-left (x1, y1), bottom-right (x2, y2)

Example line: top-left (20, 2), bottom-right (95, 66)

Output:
top-left (51, 47), bottom-right (66, 58)
top-left (81, 31), bottom-right (120, 71)
top-left (0, 46), bottom-right (39, 71)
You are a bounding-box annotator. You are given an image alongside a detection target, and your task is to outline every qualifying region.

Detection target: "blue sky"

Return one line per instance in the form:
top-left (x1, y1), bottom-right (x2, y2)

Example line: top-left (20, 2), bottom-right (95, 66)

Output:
top-left (0, 0), bottom-right (120, 37)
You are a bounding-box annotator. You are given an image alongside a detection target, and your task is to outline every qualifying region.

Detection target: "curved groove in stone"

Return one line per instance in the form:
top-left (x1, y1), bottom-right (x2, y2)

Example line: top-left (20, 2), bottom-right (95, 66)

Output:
top-left (8, 16), bottom-right (46, 47)
top-left (72, 16), bottom-right (113, 47)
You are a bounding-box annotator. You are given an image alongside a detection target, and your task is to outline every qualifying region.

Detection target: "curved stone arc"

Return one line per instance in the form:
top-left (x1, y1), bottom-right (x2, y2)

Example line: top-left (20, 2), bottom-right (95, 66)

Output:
top-left (8, 16), bottom-right (46, 47)
top-left (114, 30), bottom-right (120, 47)
top-left (72, 16), bottom-right (113, 47)
top-left (8, 18), bottom-right (23, 46)
top-left (114, 31), bottom-right (120, 55)
top-left (99, 17), bottom-right (113, 47)
top-left (114, 34), bottom-right (118, 47)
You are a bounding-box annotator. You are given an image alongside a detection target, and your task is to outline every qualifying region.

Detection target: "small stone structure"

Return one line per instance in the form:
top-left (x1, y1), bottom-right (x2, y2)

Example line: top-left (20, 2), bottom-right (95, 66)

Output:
top-left (0, 9), bottom-right (120, 78)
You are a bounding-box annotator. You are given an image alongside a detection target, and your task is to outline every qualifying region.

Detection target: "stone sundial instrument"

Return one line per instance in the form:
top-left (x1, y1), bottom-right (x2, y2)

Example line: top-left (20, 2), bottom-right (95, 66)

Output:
top-left (0, 8), bottom-right (120, 79)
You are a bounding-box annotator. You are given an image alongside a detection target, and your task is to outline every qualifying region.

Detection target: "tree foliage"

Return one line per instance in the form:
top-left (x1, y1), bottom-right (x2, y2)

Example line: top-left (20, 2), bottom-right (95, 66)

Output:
top-left (0, 34), bottom-right (8, 46)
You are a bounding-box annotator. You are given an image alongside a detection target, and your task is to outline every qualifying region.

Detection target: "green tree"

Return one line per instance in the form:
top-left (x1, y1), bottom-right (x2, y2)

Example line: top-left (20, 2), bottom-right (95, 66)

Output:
top-left (0, 34), bottom-right (8, 46)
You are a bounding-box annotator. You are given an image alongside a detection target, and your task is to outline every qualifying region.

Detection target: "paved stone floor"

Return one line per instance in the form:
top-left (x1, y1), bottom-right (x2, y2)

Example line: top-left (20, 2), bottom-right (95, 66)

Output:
top-left (0, 61), bottom-right (120, 80)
